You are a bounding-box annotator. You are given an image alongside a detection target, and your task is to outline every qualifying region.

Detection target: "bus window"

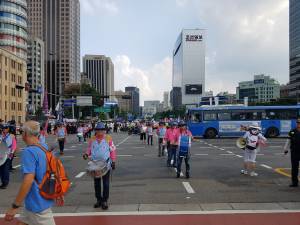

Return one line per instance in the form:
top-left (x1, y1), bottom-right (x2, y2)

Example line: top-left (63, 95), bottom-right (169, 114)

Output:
top-left (204, 112), bottom-right (217, 121)
top-left (218, 112), bottom-right (231, 121)
top-left (276, 110), bottom-right (298, 120)
top-left (191, 111), bottom-right (202, 123)
top-left (231, 111), bottom-right (246, 120)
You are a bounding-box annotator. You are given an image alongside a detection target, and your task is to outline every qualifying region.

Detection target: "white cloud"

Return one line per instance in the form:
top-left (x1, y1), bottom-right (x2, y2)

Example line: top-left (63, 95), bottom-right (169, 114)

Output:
top-left (176, 0), bottom-right (189, 7)
top-left (114, 55), bottom-right (172, 104)
top-left (80, 0), bottom-right (119, 15)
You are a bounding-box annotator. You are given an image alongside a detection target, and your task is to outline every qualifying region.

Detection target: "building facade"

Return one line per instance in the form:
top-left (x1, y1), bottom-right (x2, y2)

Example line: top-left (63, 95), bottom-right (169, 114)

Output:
top-left (27, 0), bottom-right (81, 110)
top-left (289, 0), bottom-right (300, 97)
top-left (172, 29), bottom-right (206, 107)
top-left (236, 74), bottom-right (280, 103)
top-left (170, 87), bottom-right (182, 110)
top-left (114, 90), bottom-right (132, 113)
top-left (27, 38), bottom-right (45, 114)
top-left (0, 48), bottom-right (27, 123)
top-left (82, 55), bottom-right (115, 100)
top-left (125, 86), bottom-right (140, 116)
top-left (0, 0), bottom-right (28, 59)
top-left (163, 91), bottom-right (169, 109)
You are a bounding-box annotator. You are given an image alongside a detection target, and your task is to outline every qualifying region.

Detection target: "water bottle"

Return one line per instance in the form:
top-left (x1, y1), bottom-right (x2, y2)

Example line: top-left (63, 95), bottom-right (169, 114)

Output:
top-left (49, 173), bottom-right (56, 194)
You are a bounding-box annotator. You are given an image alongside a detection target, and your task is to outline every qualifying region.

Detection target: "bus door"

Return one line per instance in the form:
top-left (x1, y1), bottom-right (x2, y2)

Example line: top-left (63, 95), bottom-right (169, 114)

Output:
top-left (187, 111), bottom-right (204, 136)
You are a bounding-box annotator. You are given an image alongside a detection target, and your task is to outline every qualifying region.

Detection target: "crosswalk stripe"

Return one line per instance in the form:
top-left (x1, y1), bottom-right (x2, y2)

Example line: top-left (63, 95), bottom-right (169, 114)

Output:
top-left (182, 182), bottom-right (195, 194)
top-left (75, 172), bottom-right (86, 178)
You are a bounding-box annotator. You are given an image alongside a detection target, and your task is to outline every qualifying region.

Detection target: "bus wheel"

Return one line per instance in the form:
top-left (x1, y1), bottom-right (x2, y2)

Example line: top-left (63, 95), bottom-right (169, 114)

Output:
top-left (266, 127), bottom-right (279, 138)
top-left (205, 128), bottom-right (217, 139)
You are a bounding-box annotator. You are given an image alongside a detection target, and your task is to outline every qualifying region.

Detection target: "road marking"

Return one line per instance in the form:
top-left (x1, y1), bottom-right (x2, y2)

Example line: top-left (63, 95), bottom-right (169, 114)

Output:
top-left (220, 154), bottom-right (234, 156)
top-left (260, 164), bottom-right (273, 170)
top-left (218, 148), bottom-right (225, 151)
top-left (182, 182), bottom-right (195, 194)
top-left (116, 135), bottom-right (131, 147)
top-left (213, 146), bottom-right (219, 148)
top-left (174, 168), bottom-right (184, 177)
top-left (195, 153), bottom-right (209, 156)
top-left (275, 153), bottom-right (284, 155)
top-left (118, 154), bottom-right (133, 157)
top-left (274, 168), bottom-right (293, 178)
top-left (133, 146), bottom-right (145, 149)
top-left (256, 154), bottom-right (264, 156)
top-left (71, 146), bottom-right (76, 148)
top-left (75, 172), bottom-right (86, 178)
top-left (235, 155), bottom-right (243, 158)
top-left (226, 151), bottom-right (233, 154)
top-left (13, 164), bottom-right (21, 169)
top-left (268, 146), bottom-right (282, 148)
top-left (199, 147), bottom-right (213, 149)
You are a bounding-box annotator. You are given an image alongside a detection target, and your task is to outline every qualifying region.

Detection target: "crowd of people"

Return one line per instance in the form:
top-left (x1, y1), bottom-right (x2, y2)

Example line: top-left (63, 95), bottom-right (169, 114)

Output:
top-left (0, 117), bottom-right (300, 225)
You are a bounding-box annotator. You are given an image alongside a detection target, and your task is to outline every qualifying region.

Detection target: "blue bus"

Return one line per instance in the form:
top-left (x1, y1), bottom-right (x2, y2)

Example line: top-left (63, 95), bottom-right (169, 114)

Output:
top-left (187, 105), bottom-right (300, 138)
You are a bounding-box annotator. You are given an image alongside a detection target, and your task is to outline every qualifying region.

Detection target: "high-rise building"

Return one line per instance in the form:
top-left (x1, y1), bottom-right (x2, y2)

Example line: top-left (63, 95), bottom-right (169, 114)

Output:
top-left (0, 48), bottom-right (27, 123)
top-left (0, 0), bottom-right (28, 59)
top-left (114, 90), bottom-right (132, 113)
top-left (170, 87), bottom-right (182, 110)
top-left (236, 74), bottom-right (280, 103)
top-left (27, 38), bottom-right (45, 114)
top-left (172, 29), bottom-right (206, 107)
top-left (163, 91), bottom-right (169, 109)
top-left (82, 55), bottom-right (115, 100)
top-left (125, 87), bottom-right (140, 116)
top-left (27, 0), bottom-right (81, 109)
top-left (289, 0), bottom-right (300, 97)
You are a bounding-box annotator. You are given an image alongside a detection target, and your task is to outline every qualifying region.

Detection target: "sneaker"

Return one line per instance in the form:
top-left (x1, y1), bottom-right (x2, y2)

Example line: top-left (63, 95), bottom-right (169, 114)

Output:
top-left (94, 201), bottom-right (102, 208)
top-left (176, 173), bottom-right (180, 178)
top-left (289, 184), bottom-right (298, 188)
top-left (240, 170), bottom-right (248, 175)
top-left (101, 201), bottom-right (108, 210)
top-left (186, 173), bottom-right (190, 179)
top-left (250, 172), bottom-right (258, 177)
top-left (0, 184), bottom-right (7, 189)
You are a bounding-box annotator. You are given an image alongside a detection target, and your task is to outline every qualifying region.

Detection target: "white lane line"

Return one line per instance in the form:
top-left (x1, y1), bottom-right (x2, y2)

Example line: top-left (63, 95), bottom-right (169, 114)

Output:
top-left (226, 151), bottom-right (233, 154)
top-left (208, 144), bottom-right (213, 147)
top-left (235, 155), bottom-right (243, 158)
top-left (195, 154), bottom-right (209, 156)
top-left (260, 164), bottom-right (273, 170)
top-left (220, 154), bottom-right (234, 156)
top-left (71, 146), bottom-right (76, 148)
top-left (174, 168), bottom-right (184, 177)
top-left (75, 172), bottom-right (86, 178)
top-left (275, 153), bottom-right (284, 155)
top-left (118, 154), bottom-right (133, 157)
top-left (13, 164), bottom-right (21, 169)
top-left (213, 146), bottom-right (219, 148)
top-left (133, 146), bottom-right (145, 149)
top-left (218, 148), bottom-right (225, 151)
top-left (199, 147), bottom-right (213, 149)
top-left (182, 182), bottom-right (195, 194)
top-left (116, 135), bottom-right (131, 147)
top-left (256, 154), bottom-right (264, 156)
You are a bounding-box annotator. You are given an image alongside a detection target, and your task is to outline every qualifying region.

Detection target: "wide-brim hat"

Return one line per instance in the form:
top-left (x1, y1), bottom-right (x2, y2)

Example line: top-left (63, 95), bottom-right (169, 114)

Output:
top-left (249, 122), bottom-right (261, 130)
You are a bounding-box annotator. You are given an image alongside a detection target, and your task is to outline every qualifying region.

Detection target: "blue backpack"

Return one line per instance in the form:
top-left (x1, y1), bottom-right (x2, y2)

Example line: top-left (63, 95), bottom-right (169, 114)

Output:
top-left (179, 135), bottom-right (190, 156)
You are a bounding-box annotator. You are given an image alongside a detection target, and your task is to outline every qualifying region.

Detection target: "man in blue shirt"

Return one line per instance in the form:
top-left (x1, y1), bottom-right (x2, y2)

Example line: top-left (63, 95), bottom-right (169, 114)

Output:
top-left (4, 121), bottom-right (55, 225)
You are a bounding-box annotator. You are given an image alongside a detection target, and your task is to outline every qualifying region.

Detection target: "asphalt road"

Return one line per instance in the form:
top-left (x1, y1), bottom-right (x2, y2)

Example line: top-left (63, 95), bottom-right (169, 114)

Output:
top-left (0, 132), bottom-right (299, 213)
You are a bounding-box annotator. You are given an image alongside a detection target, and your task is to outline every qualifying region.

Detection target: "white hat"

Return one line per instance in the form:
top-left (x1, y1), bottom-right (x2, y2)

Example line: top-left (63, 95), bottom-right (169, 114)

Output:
top-left (249, 122), bottom-right (261, 130)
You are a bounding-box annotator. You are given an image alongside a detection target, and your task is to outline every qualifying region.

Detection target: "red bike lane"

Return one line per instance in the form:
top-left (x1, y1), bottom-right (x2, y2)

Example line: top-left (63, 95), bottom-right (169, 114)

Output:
top-left (1, 212), bottom-right (300, 225)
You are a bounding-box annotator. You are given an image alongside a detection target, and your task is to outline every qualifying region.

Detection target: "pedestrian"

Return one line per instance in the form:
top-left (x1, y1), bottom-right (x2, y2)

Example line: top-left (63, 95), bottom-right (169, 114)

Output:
top-left (39, 119), bottom-right (49, 145)
top-left (55, 122), bottom-right (67, 155)
top-left (146, 123), bottom-right (154, 146)
top-left (156, 122), bottom-right (167, 157)
top-left (4, 121), bottom-right (56, 225)
top-left (140, 122), bottom-right (147, 144)
top-left (83, 122), bottom-right (116, 210)
top-left (284, 119), bottom-right (300, 187)
top-left (164, 122), bottom-right (180, 167)
top-left (240, 122), bottom-right (267, 177)
top-left (77, 124), bottom-right (84, 143)
top-left (177, 122), bottom-right (193, 179)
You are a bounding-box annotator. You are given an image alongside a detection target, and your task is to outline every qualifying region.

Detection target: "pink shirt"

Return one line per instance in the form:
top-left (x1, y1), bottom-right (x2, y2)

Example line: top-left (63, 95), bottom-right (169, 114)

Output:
top-left (86, 135), bottom-right (117, 162)
top-left (164, 128), bottom-right (180, 145)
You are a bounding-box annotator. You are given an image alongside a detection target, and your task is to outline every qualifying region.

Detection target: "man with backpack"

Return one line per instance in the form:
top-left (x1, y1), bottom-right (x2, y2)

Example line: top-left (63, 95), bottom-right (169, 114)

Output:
top-left (83, 122), bottom-right (117, 210)
top-left (177, 122), bottom-right (193, 179)
top-left (5, 121), bottom-right (57, 224)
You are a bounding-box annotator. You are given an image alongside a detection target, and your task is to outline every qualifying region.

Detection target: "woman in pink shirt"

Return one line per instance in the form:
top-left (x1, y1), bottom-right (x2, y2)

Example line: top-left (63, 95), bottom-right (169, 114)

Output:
top-left (164, 122), bottom-right (180, 167)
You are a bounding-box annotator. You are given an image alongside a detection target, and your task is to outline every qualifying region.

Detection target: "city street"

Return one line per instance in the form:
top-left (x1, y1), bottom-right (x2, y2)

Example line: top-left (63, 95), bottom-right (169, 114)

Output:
top-left (1, 132), bottom-right (300, 224)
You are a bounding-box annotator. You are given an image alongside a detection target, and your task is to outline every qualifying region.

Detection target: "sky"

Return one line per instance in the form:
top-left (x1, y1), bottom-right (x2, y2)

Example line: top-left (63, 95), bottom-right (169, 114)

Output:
top-left (80, 0), bottom-right (289, 104)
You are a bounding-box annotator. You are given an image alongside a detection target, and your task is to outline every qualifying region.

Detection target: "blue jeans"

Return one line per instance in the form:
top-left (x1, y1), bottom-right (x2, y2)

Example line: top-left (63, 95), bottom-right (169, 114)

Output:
top-left (0, 159), bottom-right (10, 186)
top-left (167, 145), bottom-right (177, 167)
top-left (94, 170), bottom-right (111, 202)
top-left (177, 154), bottom-right (190, 175)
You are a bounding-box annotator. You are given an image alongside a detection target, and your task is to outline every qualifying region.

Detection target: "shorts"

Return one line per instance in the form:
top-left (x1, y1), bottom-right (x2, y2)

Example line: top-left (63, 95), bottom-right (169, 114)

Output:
top-left (18, 208), bottom-right (56, 225)
top-left (244, 148), bottom-right (257, 163)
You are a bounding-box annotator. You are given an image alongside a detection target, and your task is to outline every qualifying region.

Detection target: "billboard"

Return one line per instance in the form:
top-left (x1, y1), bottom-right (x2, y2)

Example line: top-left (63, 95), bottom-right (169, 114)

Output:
top-left (76, 96), bottom-right (93, 106)
top-left (185, 84), bottom-right (202, 95)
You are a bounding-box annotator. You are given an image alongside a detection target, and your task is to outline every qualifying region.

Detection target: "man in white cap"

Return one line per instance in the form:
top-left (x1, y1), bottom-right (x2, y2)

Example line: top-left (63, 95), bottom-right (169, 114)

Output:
top-left (240, 122), bottom-right (267, 177)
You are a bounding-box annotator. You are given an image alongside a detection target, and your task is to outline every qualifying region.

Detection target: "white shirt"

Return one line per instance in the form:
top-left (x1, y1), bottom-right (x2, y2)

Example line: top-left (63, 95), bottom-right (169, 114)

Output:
top-left (243, 131), bottom-right (266, 148)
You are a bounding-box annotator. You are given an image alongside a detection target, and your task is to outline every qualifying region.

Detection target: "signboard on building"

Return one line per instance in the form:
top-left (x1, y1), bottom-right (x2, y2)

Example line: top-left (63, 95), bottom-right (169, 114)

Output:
top-left (185, 84), bottom-right (203, 95)
top-left (76, 96), bottom-right (93, 106)
top-left (185, 35), bottom-right (203, 42)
